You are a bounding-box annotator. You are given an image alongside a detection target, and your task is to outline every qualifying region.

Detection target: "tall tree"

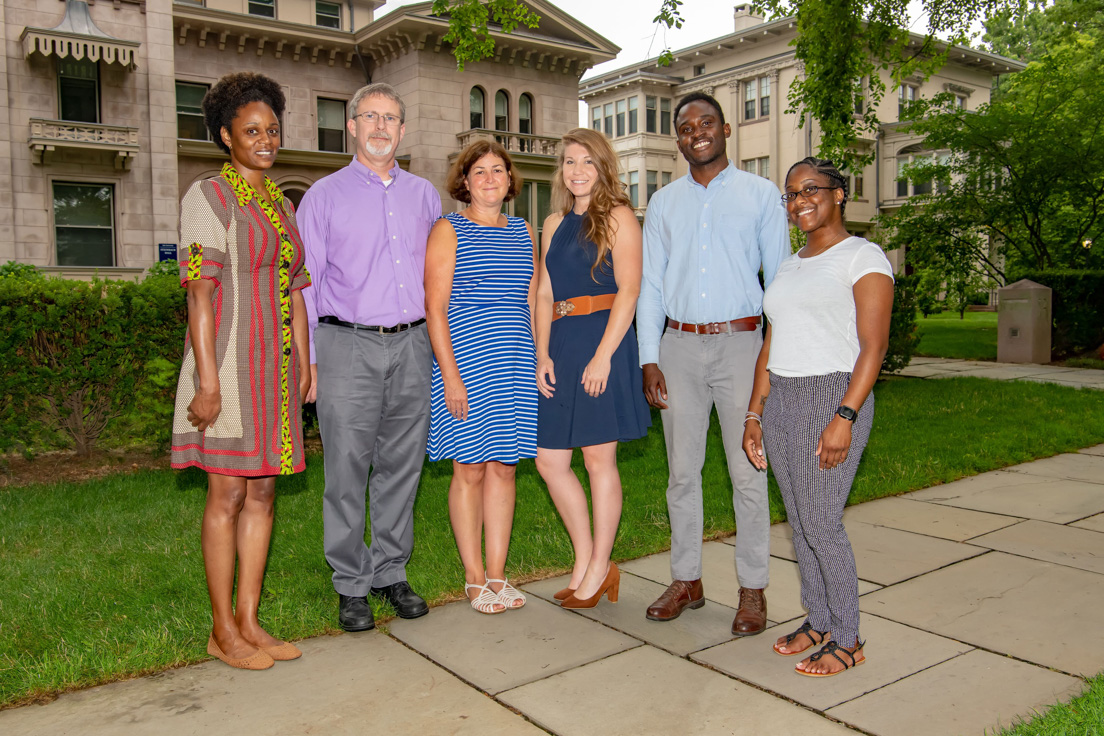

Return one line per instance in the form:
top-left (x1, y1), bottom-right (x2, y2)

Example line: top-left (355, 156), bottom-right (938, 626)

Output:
top-left (880, 33), bottom-right (1104, 282)
top-left (431, 0), bottom-right (1017, 170)
top-left (981, 0), bottom-right (1103, 62)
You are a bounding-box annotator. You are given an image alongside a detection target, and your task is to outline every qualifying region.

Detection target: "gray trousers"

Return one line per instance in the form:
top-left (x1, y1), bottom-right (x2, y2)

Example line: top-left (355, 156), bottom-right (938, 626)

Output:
top-left (658, 326), bottom-right (770, 588)
top-left (316, 322), bottom-right (432, 597)
top-left (762, 372), bottom-right (873, 648)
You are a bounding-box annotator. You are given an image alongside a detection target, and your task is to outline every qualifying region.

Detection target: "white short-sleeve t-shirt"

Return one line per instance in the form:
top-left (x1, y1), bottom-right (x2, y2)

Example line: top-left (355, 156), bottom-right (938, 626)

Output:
top-left (762, 237), bottom-right (894, 378)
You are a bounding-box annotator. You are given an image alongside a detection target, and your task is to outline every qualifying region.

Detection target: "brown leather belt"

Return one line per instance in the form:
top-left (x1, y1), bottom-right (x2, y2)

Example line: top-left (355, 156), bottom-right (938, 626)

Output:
top-left (552, 293), bottom-right (617, 321)
top-left (666, 316), bottom-right (761, 334)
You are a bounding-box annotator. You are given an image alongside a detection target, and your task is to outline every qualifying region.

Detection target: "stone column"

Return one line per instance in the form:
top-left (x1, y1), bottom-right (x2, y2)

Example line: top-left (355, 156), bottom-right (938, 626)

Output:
top-left (142, 0), bottom-right (180, 268)
top-left (769, 69), bottom-right (780, 186)
top-left (0, 0), bottom-right (14, 261)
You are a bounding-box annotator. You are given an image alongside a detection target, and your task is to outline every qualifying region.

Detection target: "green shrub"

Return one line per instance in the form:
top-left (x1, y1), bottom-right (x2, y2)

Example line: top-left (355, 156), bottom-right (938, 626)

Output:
top-left (1012, 270), bottom-right (1104, 358)
top-left (0, 261), bottom-right (44, 280)
top-left (884, 273), bottom-right (920, 373)
top-left (0, 275), bottom-right (186, 455)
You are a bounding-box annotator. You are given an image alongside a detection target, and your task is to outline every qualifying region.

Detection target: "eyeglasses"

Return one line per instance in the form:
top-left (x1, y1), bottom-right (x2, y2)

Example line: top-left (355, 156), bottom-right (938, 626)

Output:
top-left (781, 185), bottom-right (841, 202)
top-left (352, 111), bottom-right (401, 126)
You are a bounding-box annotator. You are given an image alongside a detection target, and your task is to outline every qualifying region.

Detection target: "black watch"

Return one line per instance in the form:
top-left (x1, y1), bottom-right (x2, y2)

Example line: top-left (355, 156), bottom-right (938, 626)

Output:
top-left (836, 405), bottom-right (858, 422)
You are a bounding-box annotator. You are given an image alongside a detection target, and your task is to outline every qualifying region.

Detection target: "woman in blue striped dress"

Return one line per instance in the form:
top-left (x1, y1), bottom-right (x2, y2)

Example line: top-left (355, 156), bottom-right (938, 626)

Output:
top-left (425, 140), bottom-right (538, 615)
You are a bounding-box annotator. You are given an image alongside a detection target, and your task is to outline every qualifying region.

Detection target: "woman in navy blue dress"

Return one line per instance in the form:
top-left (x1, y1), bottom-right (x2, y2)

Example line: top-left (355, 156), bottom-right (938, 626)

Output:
top-left (426, 141), bottom-right (538, 615)
top-left (534, 128), bottom-right (650, 609)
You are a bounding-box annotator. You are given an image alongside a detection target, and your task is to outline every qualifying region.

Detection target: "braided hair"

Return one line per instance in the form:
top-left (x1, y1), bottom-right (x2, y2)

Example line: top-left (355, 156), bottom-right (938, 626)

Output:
top-left (786, 156), bottom-right (849, 219)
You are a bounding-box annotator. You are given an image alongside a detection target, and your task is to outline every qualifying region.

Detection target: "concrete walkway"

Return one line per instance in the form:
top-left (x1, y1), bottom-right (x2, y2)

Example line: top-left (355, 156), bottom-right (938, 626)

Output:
top-left (896, 357), bottom-right (1104, 390)
top-left (4, 448), bottom-right (1104, 735)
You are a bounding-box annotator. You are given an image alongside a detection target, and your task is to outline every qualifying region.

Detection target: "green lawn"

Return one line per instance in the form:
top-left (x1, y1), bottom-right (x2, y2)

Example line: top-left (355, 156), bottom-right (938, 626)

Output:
top-left (998, 674), bottom-right (1104, 736)
top-left (916, 310), bottom-right (999, 360)
top-left (3, 376), bottom-right (1104, 709)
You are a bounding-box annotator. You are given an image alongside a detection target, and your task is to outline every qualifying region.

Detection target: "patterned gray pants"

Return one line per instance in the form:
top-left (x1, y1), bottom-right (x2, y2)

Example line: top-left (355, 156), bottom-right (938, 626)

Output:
top-left (762, 372), bottom-right (873, 648)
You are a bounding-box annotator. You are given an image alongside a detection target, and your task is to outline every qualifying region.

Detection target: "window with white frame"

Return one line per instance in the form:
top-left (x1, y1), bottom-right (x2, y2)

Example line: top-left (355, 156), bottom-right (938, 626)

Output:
top-left (744, 76), bottom-right (770, 121)
top-left (316, 1), bottom-right (340, 28)
top-left (592, 105), bottom-right (601, 131)
top-left (661, 171), bottom-right (672, 187)
top-left (896, 150), bottom-right (947, 197)
top-left (54, 182), bottom-right (115, 267)
top-left (898, 84), bottom-right (918, 119)
top-left (176, 81), bottom-right (209, 140)
top-left (646, 96), bottom-right (657, 133)
top-left (616, 99), bottom-right (626, 137)
top-left (660, 98), bottom-right (672, 135)
top-left (603, 103), bottom-right (613, 137)
top-left (248, 0), bottom-right (275, 18)
top-left (628, 96), bottom-right (638, 134)
top-left (628, 171), bottom-right (639, 207)
top-left (742, 157), bottom-right (770, 180)
top-left (317, 98), bottom-right (346, 153)
top-left (646, 170), bottom-right (658, 203)
top-left (470, 87), bottom-right (485, 129)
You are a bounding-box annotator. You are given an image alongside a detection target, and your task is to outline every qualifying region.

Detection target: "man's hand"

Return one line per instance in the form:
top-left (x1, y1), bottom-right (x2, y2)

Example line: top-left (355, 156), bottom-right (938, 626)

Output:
top-left (642, 363), bottom-right (668, 409)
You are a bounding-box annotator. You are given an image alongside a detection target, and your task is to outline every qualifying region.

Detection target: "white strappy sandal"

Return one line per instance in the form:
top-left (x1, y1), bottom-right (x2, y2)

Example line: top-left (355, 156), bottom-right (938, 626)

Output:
top-left (487, 577), bottom-right (526, 609)
top-left (465, 581), bottom-right (506, 615)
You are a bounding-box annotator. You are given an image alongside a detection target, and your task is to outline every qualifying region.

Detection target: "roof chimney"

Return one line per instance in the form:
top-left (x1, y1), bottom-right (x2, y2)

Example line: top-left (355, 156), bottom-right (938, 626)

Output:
top-left (733, 4), bottom-right (765, 31)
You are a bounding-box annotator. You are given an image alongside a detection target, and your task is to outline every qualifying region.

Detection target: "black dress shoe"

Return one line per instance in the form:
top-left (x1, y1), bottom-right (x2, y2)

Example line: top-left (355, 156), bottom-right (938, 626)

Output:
top-left (370, 581), bottom-right (429, 619)
top-left (338, 594), bottom-right (375, 632)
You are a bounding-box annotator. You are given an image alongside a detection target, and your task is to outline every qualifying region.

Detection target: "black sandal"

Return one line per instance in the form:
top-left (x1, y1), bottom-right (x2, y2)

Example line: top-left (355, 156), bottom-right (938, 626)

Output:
top-left (773, 621), bottom-right (830, 657)
top-left (796, 640), bottom-right (866, 677)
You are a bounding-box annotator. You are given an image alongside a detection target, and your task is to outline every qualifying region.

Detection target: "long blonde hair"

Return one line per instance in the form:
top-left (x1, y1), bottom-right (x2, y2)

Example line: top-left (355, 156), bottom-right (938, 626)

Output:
top-left (551, 128), bottom-right (632, 281)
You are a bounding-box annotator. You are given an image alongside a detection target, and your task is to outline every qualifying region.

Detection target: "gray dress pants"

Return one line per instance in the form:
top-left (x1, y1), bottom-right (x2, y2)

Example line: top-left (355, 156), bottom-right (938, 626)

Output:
top-left (316, 322), bottom-right (432, 597)
top-left (658, 326), bottom-right (770, 588)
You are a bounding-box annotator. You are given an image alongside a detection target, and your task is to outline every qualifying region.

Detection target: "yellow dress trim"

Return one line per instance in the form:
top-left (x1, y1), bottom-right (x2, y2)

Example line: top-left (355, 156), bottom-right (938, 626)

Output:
top-left (221, 163), bottom-right (296, 475)
top-left (186, 243), bottom-right (203, 281)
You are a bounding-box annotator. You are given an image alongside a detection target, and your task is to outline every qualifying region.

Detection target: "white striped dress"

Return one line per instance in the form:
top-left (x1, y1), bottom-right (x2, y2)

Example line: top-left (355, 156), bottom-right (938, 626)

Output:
top-left (427, 213), bottom-right (538, 464)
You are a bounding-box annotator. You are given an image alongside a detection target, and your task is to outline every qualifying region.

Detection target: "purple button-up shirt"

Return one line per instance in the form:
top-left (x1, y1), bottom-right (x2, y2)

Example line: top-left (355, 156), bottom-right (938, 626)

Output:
top-left (297, 158), bottom-right (442, 361)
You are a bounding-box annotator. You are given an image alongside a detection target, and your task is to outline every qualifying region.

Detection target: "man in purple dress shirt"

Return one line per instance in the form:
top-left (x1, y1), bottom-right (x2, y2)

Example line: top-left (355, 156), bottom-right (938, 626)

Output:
top-left (298, 83), bottom-right (442, 631)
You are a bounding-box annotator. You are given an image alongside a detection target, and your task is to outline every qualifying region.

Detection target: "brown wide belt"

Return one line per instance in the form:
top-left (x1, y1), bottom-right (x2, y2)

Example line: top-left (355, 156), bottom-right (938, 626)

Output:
top-left (666, 316), bottom-right (761, 335)
top-left (552, 293), bottom-right (617, 321)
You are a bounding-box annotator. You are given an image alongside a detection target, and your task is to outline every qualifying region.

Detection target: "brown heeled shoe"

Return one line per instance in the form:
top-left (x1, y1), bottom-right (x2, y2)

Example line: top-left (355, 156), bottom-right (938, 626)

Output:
top-left (553, 587), bottom-right (576, 601)
top-left (561, 563), bottom-right (619, 609)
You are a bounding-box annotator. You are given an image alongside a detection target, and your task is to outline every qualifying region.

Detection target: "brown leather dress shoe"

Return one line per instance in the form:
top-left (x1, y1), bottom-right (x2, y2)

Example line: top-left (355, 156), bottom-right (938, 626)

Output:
top-left (731, 587), bottom-right (767, 636)
top-left (646, 579), bottom-right (705, 621)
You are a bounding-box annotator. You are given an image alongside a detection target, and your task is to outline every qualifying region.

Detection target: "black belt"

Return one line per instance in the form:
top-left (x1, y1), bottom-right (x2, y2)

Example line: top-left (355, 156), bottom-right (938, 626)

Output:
top-left (319, 315), bottom-right (426, 334)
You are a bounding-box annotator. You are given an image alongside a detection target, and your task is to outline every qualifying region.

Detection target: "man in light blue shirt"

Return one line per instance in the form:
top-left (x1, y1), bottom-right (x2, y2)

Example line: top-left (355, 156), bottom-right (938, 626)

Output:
top-left (637, 92), bottom-right (788, 635)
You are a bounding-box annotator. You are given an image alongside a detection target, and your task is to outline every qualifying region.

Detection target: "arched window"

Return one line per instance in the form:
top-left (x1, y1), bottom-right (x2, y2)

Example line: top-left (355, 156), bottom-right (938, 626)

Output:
top-left (519, 93), bottom-right (533, 135)
top-left (495, 90), bottom-right (509, 131)
top-left (470, 87), bottom-right (485, 129)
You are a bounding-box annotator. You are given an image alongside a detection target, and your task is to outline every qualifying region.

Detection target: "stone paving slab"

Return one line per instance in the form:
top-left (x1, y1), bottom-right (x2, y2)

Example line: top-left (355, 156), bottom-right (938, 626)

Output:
top-left (970, 519), bottom-right (1104, 574)
top-left (692, 614), bottom-right (972, 712)
top-left (895, 364), bottom-right (964, 378)
top-left (1021, 376), bottom-right (1102, 390)
top-left (1002, 452), bottom-right (1104, 485)
top-left (909, 470), bottom-right (1104, 523)
top-left (388, 595), bottom-right (640, 694)
top-left (1048, 369), bottom-right (1104, 384)
top-left (499, 644), bottom-right (855, 736)
top-left (840, 496), bottom-right (1022, 542)
top-left (826, 649), bottom-right (1086, 736)
top-left (1072, 513), bottom-right (1104, 533)
top-left (770, 521), bottom-right (986, 586)
top-left (0, 632), bottom-right (542, 736)
top-left (860, 551), bottom-right (1104, 676)
top-left (523, 571), bottom-right (738, 656)
top-left (1079, 443), bottom-right (1104, 457)
top-left (620, 541), bottom-right (879, 625)
top-left (953, 364), bottom-right (1078, 381)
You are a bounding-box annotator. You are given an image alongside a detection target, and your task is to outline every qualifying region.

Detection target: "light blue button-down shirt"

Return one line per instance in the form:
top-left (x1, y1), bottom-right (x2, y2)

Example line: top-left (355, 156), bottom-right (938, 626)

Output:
top-left (637, 160), bottom-right (790, 366)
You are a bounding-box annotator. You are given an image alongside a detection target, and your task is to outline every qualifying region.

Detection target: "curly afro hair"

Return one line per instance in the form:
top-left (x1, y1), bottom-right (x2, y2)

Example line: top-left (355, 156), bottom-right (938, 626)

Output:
top-left (202, 72), bottom-right (286, 155)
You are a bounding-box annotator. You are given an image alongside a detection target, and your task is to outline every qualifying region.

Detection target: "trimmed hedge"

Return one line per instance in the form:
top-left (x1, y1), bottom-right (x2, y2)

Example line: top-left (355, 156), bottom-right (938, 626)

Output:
top-left (0, 269), bottom-right (186, 455)
top-left (884, 272), bottom-right (920, 373)
top-left (1012, 270), bottom-right (1104, 358)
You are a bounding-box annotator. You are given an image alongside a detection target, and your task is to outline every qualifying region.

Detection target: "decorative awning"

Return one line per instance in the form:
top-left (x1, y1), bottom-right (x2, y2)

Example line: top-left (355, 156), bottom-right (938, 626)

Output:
top-left (21, 0), bottom-right (140, 69)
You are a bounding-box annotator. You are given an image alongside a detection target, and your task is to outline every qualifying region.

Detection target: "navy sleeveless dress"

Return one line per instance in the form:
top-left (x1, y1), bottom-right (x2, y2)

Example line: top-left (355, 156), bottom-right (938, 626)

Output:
top-left (538, 210), bottom-right (651, 449)
top-left (428, 213), bottom-right (538, 464)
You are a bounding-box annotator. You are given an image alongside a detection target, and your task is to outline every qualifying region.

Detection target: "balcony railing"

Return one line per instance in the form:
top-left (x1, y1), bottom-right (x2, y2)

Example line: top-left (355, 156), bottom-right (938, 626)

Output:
top-left (456, 129), bottom-right (561, 157)
top-left (29, 118), bottom-right (140, 169)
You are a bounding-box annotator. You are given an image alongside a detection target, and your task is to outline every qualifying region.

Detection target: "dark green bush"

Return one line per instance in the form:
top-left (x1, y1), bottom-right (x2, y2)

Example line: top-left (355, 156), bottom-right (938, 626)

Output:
top-left (1012, 270), bottom-right (1104, 358)
top-left (884, 273), bottom-right (920, 373)
top-left (0, 274), bottom-right (186, 455)
top-left (0, 261), bottom-right (44, 280)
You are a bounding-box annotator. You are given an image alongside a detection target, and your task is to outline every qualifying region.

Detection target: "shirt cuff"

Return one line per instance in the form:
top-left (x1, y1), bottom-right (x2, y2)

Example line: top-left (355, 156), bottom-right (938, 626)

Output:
top-left (639, 344), bottom-right (660, 366)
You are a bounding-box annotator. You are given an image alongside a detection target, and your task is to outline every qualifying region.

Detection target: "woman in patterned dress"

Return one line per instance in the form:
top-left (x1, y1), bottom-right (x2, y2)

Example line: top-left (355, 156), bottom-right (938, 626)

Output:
top-left (425, 141), bottom-right (538, 615)
top-left (171, 73), bottom-right (311, 669)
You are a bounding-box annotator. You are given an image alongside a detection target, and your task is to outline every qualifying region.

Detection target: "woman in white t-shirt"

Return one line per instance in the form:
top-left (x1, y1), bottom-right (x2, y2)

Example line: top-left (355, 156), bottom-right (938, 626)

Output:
top-left (741, 157), bottom-right (894, 678)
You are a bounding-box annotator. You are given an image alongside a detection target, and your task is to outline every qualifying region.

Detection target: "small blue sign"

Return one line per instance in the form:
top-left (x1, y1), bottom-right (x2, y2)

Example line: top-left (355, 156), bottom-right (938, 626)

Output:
top-left (158, 243), bottom-right (177, 262)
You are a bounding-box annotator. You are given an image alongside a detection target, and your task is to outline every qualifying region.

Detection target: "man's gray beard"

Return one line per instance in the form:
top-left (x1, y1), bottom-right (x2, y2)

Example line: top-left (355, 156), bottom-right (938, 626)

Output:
top-left (365, 137), bottom-right (394, 157)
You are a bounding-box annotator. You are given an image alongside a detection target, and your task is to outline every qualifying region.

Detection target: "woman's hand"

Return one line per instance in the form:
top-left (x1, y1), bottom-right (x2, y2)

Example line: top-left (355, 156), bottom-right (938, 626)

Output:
top-left (742, 421), bottom-right (767, 470)
top-left (299, 362), bottom-right (312, 406)
top-left (581, 353), bottom-right (611, 398)
top-left (445, 376), bottom-right (469, 421)
top-left (816, 416), bottom-right (853, 470)
top-left (536, 355), bottom-right (556, 398)
top-left (187, 388), bottom-right (222, 431)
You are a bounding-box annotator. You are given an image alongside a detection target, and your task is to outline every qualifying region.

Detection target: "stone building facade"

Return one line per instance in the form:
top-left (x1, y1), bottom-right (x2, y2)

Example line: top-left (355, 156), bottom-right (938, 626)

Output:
top-left (1, 0), bottom-right (617, 276)
top-left (578, 5), bottom-right (1025, 267)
